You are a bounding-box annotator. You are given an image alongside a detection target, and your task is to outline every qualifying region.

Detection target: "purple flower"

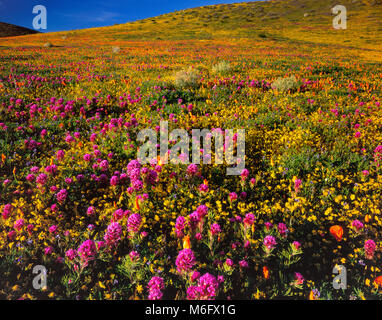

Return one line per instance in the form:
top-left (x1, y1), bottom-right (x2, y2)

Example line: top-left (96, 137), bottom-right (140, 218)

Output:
top-left (239, 260), bottom-right (248, 268)
top-left (148, 288), bottom-right (163, 300)
top-left (229, 192), bottom-right (237, 201)
top-left (56, 189), bottom-right (68, 204)
top-left (129, 250), bottom-right (140, 261)
top-left (196, 205), bottom-right (208, 218)
top-left (176, 249), bottom-right (196, 273)
top-left (292, 241), bottom-right (301, 251)
top-left (112, 208), bottom-right (125, 221)
top-left (87, 206), bottom-right (95, 216)
top-left (189, 211), bottom-right (200, 230)
top-left (147, 276), bottom-right (164, 300)
top-left (131, 178), bottom-right (143, 191)
top-left (104, 222), bottom-right (122, 247)
top-left (198, 183), bottom-right (209, 193)
top-left (187, 164), bottom-right (198, 176)
top-left (263, 235), bottom-right (277, 251)
top-left (191, 271), bottom-right (200, 282)
top-left (210, 223), bottom-right (221, 236)
top-left (110, 175), bottom-right (119, 186)
top-left (364, 239), bottom-right (376, 259)
top-left (49, 225), bottom-right (58, 234)
top-left (36, 173), bottom-right (48, 185)
top-left (127, 213), bottom-right (142, 234)
top-left (243, 213), bottom-right (255, 226)
top-left (175, 216), bottom-right (186, 238)
top-left (278, 223), bottom-right (289, 237)
top-left (196, 273), bottom-right (219, 300)
top-left (78, 239), bottom-right (97, 261)
top-left (2, 204), bottom-right (13, 219)
top-left (26, 174), bottom-right (35, 182)
top-left (56, 150), bottom-right (65, 160)
top-left (186, 286), bottom-right (199, 299)
top-left (44, 246), bottom-right (54, 255)
top-left (240, 168), bottom-right (249, 180)
top-left (225, 258), bottom-right (233, 267)
top-left (83, 153), bottom-right (92, 161)
top-left (99, 160), bottom-right (109, 171)
top-left (14, 218), bottom-right (25, 231)
top-left (294, 272), bottom-right (304, 285)
top-left (65, 249), bottom-right (77, 261)
top-left (352, 219), bottom-right (364, 232)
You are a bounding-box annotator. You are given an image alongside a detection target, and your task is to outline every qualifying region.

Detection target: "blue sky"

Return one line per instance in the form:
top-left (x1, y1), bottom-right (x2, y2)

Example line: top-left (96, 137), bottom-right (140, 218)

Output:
top-left (0, 0), bottom-right (256, 32)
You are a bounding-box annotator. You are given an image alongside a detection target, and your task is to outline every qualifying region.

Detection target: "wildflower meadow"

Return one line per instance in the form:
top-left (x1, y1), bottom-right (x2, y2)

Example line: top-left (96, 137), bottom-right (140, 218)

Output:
top-left (0, 0), bottom-right (382, 301)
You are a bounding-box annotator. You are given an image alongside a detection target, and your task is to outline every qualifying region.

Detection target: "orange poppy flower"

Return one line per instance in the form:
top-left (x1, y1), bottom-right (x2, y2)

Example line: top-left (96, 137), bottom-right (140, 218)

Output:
top-left (263, 266), bottom-right (269, 279)
top-left (309, 290), bottom-right (317, 300)
top-left (183, 235), bottom-right (191, 249)
top-left (135, 197), bottom-right (140, 211)
top-left (329, 225), bottom-right (343, 242)
top-left (374, 276), bottom-right (382, 287)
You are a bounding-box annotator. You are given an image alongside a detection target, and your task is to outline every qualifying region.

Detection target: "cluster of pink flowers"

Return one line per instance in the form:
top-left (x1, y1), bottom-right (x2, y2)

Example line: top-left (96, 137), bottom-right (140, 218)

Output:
top-left (187, 273), bottom-right (220, 300)
top-left (243, 213), bottom-right (255, 226)
top-left (112, 208), bottom-right (128, 221)
top-left (78, 239), bottom-right (97, 262)
top-left (294, 178), bottom-right (302, 193)
top-left (294, 272), bottom-right (305, 285)
top-left (141, 166), bottom-right (158, 185)
top-left (186, 164), bottom-right (198, 176)
top-left (374, 145), bottom-right (382, 167)
top-left (147, 276), bottom-right (164, 300)
top-left (2, 204), bottom-right (13, 219)
top-left (210, 223), bottom-right (221, 236)
top-left (175, 249), bottom-right (196, 274)
top-left (45, 164), bottom-right (57, 175)
top-left (99, 159), bottom-right (109, 171)
top-left (292, 241), bottom-right (301, 252)
top-left (229, 192), bottom-right (237, 202)
top-left (49, 225), bottom-right (58, 234)
top-left (65, 248), bottom-right (77, 261)
top-left (263, 235), bottom-right (277, 251)
top-left (44, 246), bottom-right (54, 255)
top-left (351, 219), bottom-right (364, 232)
top-left (278, 223), bottom-right (289, 237)
top-left (56, 189), bottom-right (68, 204)
top-left (198, 183), bottom-right (208, 193)
top-left (104, 222), bottom-right (122, 247)
top-left (188, 205), bottom-right (208, 232)
top-left (87, 206), bottom-right (95, 216)
top-left (364, 239), bottom-right (376, 260)
top-left (14, 218), bottom-right (25, 231)
top-left (129, 250), bottom-right (140, 261)
top-left (36, 173), bottom-right (48, 186)
top-left (240, 168), bottom-right (249, 181)
top-left (126, 160), bottom-right (144, 191)
top-left (175, 216), bottom-right (186, 238)
top-left (127, 213), bottom-right (142, 234)
top-left (196, 205), bottom-right (208, 217)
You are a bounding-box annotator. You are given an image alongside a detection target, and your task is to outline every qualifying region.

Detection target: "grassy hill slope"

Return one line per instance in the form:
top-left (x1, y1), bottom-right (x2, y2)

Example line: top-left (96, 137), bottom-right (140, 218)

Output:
top-left (0, 22), bottom-right (38, 38)
top-left (0, 0), bottom-right (381, 58)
